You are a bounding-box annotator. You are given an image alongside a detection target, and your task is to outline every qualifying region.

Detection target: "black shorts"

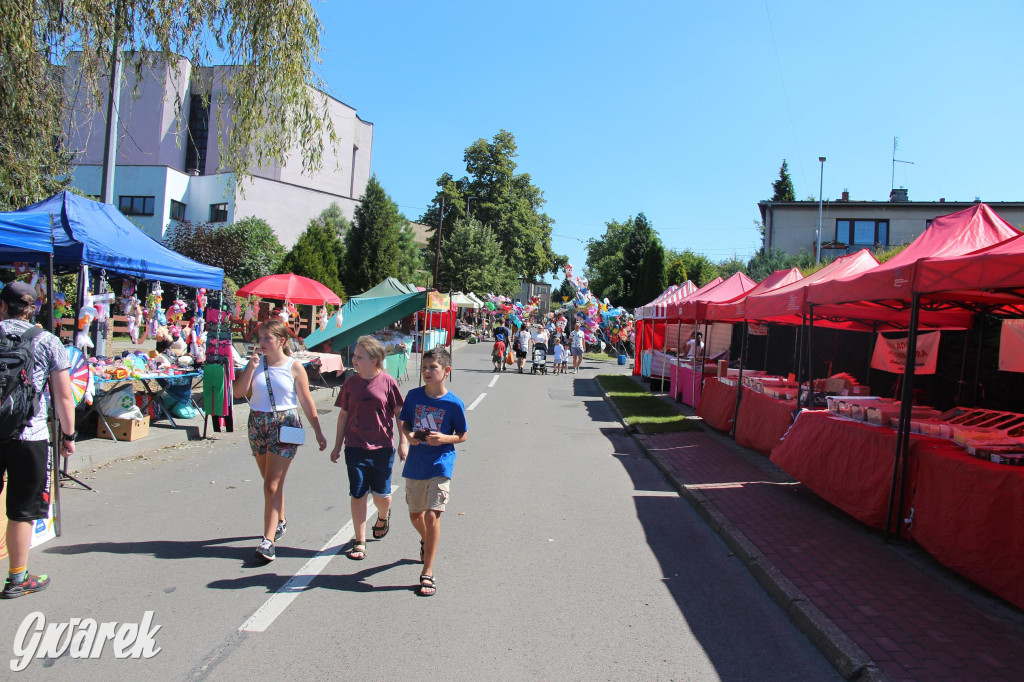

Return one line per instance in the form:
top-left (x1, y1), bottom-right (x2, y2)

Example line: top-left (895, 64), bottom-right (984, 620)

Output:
top-left (0, 439), bottom-right (51, 521)
top-left (515, 349), bottom-right (527, 359)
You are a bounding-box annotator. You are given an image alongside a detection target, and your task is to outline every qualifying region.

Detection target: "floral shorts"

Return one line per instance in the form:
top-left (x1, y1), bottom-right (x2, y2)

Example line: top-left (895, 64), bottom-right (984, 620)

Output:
top-left (248, 409), bottom-right (303, 458)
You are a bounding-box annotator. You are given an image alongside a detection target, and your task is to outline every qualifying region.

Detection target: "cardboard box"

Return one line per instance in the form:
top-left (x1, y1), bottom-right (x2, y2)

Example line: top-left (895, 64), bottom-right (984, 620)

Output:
top-left (97, 415), bottom-right (150, 441)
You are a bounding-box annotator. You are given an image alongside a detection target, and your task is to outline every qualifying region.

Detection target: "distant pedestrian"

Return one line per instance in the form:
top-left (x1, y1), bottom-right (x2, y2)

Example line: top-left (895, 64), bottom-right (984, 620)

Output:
top-left (552, 336), bottom-right (567, 374)
top-left (399, 347), bottom-right (468, 596)
top-left (514, 325), bottom-right (531, 373)
top-left (569, 326), bottom-right (586, 374)
top-left (532, 324), bottom-right (549, 352)
top-left (491, 336), bottom-right (507, 372)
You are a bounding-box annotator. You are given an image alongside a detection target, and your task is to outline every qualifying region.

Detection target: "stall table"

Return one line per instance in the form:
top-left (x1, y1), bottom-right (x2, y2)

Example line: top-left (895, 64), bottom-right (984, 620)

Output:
top-left (93, 371), bottom-right (203, 440)
top-left (384, 350), bottom-right (410, 382)
top-left (695, 377), bottom-right (737, 431)
top-left (770, 410), bottom-right (926, 530)
top-left (734, 388), bottom-right (798, 456)
top-left (908, 439), bottom-right (1024, 611)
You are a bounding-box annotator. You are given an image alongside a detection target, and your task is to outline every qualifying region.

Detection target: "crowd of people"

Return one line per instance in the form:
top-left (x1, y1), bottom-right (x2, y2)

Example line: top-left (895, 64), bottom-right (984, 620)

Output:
top-left (490, 316), bottom-right (586, 374)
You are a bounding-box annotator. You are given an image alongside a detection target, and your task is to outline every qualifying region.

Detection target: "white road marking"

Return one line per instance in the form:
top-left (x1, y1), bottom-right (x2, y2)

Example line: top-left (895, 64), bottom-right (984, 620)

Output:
top-left (240, 498), bottom-right (386, 633)
top-left (488, 375), bottom-right (499, 388)
top-left (467, 393), bottom-right (486, 411)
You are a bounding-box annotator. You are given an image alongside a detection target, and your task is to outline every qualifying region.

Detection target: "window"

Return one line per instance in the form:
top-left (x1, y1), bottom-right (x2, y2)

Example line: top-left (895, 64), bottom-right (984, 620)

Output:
top-left (119, 195), bottom-right (155, 216)
top-left (209, 203), bottom-right (228, 223)
top-left (836, 219), bottom-right (890, 246)
top-left (170, 200), bottom-right (187, 221)
top-left (185, 95), bottom-right (209, 175)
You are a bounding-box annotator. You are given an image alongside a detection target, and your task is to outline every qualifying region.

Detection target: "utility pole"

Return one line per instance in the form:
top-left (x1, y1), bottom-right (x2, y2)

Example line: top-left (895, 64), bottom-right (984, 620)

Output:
top-left (432, 196), bottom-right (445, 289)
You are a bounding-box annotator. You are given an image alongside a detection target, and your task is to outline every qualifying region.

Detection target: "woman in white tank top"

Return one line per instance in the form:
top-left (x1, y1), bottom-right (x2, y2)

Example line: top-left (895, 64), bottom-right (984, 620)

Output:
top-left (234, 320), bottom-right (327, 562)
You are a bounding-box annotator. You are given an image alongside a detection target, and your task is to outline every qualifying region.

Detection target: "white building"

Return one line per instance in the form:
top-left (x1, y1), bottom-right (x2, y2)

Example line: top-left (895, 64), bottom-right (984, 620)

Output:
top-left (759, 189), bottom-right (1024, 258)
top-left (63, 54), bottom-right (373, 245)
top-left (518, 280), bottom-right (552, 314)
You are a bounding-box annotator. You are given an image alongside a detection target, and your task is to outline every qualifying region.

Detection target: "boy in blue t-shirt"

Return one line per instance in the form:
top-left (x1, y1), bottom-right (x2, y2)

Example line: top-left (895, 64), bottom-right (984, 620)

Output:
top-left (399, 346), bottom-right (468, 596)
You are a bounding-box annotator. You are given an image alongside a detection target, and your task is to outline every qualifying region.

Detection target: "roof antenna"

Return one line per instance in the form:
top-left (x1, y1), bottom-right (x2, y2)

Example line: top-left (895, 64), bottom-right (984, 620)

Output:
top-left (891, 136), bottom-right (915, 191)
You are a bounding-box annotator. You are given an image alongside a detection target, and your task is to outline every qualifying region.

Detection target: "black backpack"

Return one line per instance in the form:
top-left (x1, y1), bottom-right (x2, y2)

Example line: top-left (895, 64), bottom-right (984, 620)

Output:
top-left (0, 326), bottom-right (44, 441)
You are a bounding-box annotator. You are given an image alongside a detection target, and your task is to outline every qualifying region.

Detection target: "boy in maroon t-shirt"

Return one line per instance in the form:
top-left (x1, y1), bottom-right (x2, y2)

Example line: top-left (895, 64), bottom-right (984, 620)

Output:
top-left (330, 336), bottom-right (409, 560)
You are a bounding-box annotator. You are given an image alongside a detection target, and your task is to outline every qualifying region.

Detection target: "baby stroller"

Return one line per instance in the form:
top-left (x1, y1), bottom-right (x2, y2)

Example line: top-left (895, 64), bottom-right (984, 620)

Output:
top-left (530, 347), bottom-right (547, 375)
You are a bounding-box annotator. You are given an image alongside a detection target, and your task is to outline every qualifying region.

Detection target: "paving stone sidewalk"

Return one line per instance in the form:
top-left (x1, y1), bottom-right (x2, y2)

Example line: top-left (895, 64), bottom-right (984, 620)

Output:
top-left (616, 385), bottom-right (1024, 681)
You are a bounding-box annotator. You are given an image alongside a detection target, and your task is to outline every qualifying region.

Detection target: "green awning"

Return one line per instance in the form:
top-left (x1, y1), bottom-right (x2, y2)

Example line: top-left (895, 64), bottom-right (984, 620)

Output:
top-left (352, 277), bottom-right (418, 299)
top-left (303, 292), bottom-right (425, 352)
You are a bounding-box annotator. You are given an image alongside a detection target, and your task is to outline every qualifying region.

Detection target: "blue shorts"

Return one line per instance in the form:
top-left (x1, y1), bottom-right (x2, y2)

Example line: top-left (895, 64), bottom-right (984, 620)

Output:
top-left (345, 446), bottom-right (396, 498)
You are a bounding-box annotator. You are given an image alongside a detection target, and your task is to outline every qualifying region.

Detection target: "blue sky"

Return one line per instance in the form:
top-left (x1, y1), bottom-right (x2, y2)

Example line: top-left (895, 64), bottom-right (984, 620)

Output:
top-left (315, 1), bottom-right (1023, 285)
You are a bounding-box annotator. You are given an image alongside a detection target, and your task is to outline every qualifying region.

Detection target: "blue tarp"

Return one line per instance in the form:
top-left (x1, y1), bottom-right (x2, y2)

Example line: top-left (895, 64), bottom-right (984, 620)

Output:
top-left (0, 213), bottom-right (54, 258)
top-left (304, 292), bottom-right (425, 352)
top-left (10, 191), bottom-right (224, 289)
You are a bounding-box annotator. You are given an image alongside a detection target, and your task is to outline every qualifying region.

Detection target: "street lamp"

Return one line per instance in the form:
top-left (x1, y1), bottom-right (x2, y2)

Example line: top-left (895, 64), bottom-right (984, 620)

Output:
top-left (816, 156), bottom-right (826, 264)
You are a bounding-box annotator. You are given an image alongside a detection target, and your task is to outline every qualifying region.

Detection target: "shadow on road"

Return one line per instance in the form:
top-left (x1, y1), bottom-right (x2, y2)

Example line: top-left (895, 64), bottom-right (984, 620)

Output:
top-left (45, 536), bottom-right (320, 563)
top-left (204, 558), bottom-right (422, 594)
top-left (588, 424), bottom-right (834, 680)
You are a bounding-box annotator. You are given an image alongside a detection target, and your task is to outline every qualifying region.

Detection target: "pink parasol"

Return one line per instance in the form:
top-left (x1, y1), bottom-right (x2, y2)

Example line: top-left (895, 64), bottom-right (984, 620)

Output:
top-left (235, 273), bottom-right (342, 305)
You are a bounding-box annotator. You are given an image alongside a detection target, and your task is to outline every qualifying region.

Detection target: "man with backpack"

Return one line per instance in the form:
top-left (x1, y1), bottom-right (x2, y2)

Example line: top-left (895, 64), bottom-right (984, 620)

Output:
top-left (0, 281), bottom-right (76, 599)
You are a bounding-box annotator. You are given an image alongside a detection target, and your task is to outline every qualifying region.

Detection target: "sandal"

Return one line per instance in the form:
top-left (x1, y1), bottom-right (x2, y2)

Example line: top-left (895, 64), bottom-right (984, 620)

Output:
top-left (418, 574), bottom-right (436, 597)
top-left (348, 542), bottom-right (366, 560)
top-left (419, 540), bottom-right (424, 563)
top-left (372, 510), bottom-right (391, 540)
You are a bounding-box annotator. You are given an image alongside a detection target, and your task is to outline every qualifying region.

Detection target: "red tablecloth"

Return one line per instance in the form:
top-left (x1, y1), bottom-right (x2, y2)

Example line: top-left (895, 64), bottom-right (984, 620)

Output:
top-left (735, 388), bottom-right (797, 456)
top-left (695, 378), bottom-right (737, 431)
top-left (908, 439), bottom-right (1024, 611)
top-left (770, 410), bottom-right (920, 530)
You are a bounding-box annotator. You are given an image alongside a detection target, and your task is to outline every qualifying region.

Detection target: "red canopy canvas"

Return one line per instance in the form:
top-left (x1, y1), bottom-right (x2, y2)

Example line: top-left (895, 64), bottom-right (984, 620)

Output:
top-left (913, 232), bottom-right (1024, 314)
top-left (705, 268), bottom-right (803, 322)
top-left (807, 203), bottom-right (1019, 308)
top-left (636, 281), bottom-right (697, 320)
top-left (668, 272), bottom-right (757, 322)
top-left (236, 273), bottom-right (343, 305)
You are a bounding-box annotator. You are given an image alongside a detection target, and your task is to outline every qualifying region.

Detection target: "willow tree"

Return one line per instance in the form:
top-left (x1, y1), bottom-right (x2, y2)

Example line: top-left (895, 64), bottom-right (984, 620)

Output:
top-left (0, 1), bottom-right (334, 209)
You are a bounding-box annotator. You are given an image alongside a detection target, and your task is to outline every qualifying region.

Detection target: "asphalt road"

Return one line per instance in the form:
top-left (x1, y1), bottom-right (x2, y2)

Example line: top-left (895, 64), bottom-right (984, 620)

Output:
top-left (1, 344), bottom-right (838, 680)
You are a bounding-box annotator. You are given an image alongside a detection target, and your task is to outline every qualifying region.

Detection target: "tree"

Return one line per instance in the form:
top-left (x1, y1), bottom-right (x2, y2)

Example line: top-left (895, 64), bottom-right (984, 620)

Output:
top-left (345, 176), bottom-right (403, 295)
top-left (165, 216), bottom-right (285, 287)
top-left (395, 221), bottom-right (427, 288)
top-left (421, 130), bottom-right (564, 281)
top-left (2, 2), bottom-right (334, 209)
top-left (717, 256), bottom-right (747, 277)
top-left (677, 250), bottom-right (719, 287)
top-left (280, 205), bottom-right (348, 299)
top-left (664, 252), bottom-right (688, 286)
top-left (555, 277), bottom-right (576, 303)
top-left (636, 237), bottom-right (667, 307)
top-left (772, 160), bottom-right (796, 202)
top-left (584, 220), bottom-right (631, 303)
top-left (436, 219), bottom-right (518, 295)
top-left (620, 213), bottom-right (660, 309)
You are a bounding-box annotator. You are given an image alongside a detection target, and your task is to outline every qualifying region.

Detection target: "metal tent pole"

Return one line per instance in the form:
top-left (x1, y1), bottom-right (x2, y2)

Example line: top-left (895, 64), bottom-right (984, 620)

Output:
top-left (884, 294), bottom-right (920, 543)
top-left (805, 307), bottom-right (816, 409)
top-left (730, 322), bottom-right (749, 439)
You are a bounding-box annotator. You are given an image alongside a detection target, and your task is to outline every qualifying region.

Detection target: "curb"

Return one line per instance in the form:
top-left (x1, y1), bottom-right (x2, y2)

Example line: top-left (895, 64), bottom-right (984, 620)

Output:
top-left (594, 376), bottom-right (892, 682)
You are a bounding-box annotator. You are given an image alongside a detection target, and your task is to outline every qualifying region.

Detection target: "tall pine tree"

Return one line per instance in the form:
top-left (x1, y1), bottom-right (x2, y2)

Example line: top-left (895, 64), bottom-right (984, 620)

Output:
top-left (345, 176), bottom-right (403, 296)
top-left (772, 159), bottom-right (796, 201)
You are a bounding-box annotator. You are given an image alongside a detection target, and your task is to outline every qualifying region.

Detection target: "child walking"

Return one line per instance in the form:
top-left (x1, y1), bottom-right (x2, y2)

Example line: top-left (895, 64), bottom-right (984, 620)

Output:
top-left (491, 336), bottom-right (506, 372)
top-left (552, 336), bottom-right (566, 374)
top-left (235, 320), bottom-right (327, 562)
top-left (399, 347), bottom-right (468, 596)
top-left (331, 336), bottom-right (409, 560)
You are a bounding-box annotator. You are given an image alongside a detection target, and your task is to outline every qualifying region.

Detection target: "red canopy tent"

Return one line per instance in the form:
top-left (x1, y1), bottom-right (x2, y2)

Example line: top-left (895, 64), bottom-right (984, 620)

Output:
top-left (806, 203), bottom-right (1019, 324)
top-left (914, 232), bottom-right (1024, 313)
top-left (704, 268), bottom-right (803, 323)
top-left (669, 272), bottom-right (757, 323)
top-left (633, 281), bottom-right (699, 376)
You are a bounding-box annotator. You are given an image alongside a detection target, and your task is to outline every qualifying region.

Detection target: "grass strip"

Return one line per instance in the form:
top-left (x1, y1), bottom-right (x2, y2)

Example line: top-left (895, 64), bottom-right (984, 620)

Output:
top-left (596, 375), bottom-right (703, 433)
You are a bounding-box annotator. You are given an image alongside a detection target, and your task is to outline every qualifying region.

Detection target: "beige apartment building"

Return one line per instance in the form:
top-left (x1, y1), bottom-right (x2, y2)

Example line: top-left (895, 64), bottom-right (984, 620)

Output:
top-left (758, 189), bottom-right (1024, 258)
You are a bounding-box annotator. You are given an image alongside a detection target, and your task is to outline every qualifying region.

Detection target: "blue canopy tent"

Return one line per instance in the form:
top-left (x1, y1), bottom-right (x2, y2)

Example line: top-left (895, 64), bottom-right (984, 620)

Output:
top-left (304, 292), bottom-right (425, 353)
top-left (14, 191), bottom-right (223, 289)
top-left (0, 213), bottom-right (55, 259)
